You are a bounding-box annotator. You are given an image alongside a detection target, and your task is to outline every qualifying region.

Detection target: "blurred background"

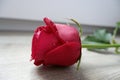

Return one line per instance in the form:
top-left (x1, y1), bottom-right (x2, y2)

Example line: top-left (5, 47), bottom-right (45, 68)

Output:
top-left (0, 0), bottom-right (120, 33)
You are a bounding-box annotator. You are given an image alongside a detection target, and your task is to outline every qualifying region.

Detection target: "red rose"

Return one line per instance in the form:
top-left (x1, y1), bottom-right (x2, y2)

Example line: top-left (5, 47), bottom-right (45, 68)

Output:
top-left (31, 17), bottom-right (81, 66)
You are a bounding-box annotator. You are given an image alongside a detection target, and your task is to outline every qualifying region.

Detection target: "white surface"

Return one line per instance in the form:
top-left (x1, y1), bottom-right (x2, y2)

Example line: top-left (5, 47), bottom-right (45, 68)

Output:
top-left (0, 32), bottom-right (120, 80)
top-left (0, 0), bottom-right (120, 26)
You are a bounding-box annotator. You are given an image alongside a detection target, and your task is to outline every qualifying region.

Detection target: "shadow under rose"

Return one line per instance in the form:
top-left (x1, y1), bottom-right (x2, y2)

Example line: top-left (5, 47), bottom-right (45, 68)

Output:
top-left (31, 65), bottom-right (87, 80)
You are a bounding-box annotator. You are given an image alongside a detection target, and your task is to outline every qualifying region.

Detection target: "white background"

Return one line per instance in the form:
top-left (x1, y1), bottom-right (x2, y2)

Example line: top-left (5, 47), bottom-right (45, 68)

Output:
top-left (0, 0), bottom-right (120, 27)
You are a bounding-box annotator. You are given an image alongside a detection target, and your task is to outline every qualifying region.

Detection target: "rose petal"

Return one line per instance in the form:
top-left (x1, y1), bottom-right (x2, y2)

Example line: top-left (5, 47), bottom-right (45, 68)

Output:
top-left (44, 42), bottom-right (81, 66)
top-left (31, 27), bottom-right (41, 60)
top-left (32, 27), bottom-right (63, 66)
top-left (56, 24), bottom-right (80, 42)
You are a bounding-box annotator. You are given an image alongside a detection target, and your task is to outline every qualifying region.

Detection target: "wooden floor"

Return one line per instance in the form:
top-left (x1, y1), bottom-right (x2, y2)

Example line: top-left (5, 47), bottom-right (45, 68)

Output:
top-left (0, 32), bottom-right (120, 80)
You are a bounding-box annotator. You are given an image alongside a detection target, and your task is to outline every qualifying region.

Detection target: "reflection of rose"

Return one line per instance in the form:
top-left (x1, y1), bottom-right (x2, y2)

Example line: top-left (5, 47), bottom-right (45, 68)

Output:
top-left (31, 17), bottom-right (81, 66)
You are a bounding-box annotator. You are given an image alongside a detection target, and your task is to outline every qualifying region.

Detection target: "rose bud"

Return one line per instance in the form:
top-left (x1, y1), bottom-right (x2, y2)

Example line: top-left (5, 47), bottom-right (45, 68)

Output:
top-left (31, 17), bottom-right (81, 66)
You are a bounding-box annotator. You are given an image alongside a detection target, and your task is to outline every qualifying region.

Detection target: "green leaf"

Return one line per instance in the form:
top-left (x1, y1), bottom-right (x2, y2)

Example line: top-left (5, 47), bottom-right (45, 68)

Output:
top-left (93, 29), bottom-right (112, 43)
top-left (82, 29), bottom-right (112, 45)
top-left (82, 29), bottom-right (112, 50)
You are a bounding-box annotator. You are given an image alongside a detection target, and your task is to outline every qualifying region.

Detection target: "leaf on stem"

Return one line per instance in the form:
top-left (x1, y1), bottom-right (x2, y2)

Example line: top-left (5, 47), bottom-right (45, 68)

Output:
top-left (82, 22), bottom-right (120, 53)
top-left (82, 29), bottom-right (112, 45)
top-left (82, 29), bottom-right (112, 51)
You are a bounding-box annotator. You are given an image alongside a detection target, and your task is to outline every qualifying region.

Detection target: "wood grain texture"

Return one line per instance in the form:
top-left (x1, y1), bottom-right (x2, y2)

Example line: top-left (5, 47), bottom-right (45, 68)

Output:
top-left (0, 32), bottom-right (120, 80)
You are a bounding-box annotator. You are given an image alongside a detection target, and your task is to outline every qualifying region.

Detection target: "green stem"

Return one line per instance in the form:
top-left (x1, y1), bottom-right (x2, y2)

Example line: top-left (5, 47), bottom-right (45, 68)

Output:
top-left (70, 19), bottom-right (82, 36)
top-left (111, 22), bottom-right (120, 44)
top-left (82, 44), bottom-right (120, 48)
top-left (77, 57), bottom-right (81, 70)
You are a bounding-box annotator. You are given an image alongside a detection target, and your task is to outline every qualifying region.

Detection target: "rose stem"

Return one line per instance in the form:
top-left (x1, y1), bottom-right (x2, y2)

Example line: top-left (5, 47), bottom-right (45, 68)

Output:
top-left (82, 44), bottom-right (120, 48)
